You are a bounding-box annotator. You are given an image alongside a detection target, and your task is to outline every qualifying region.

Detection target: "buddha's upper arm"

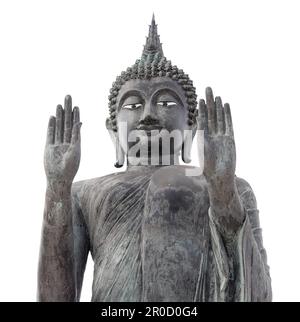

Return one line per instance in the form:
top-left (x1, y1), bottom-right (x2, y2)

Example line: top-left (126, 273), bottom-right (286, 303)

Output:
top-left (236, 177), bottom-right (270, 276)
top-left (71, 182), bottom-right (90, 301)
top-left (236, 177), bottom-right (260, 228)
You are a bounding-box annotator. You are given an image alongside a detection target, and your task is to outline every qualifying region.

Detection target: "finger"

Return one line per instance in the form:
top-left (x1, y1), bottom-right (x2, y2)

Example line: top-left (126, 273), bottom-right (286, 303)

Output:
top-left (205, 87), bottom-right (216, 135)
top-left (198, 99), bottom-right (208, 135)
top-left (72, 106), bottom-right (80, 124)
top-left (224, 103), bottom-right (234, 137)
top-left (64, 95), bottom-right (72, 143)
top-left (46, 116), bottom-right (56, 145)
top-left (215, 96), bottom-right (225, 134)
top-left (55, 104), bottom-right (64, 144)
top-left (71, 122), bottom-right (82, 144)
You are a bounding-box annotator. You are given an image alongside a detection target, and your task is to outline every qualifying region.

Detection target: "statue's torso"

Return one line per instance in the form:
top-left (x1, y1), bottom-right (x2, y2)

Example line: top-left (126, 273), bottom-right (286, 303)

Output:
top-left (76, 165), bottom-right (218, 302)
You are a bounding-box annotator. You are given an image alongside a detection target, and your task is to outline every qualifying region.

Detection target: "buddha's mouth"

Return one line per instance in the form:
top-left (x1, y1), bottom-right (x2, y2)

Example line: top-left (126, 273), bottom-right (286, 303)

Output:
top-left (136, 125), bottom-right (163, 133)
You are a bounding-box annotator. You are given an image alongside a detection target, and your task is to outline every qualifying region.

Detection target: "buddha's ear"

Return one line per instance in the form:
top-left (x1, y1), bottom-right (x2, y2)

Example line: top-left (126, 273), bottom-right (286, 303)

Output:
top-left (106, 117), bottom-right (115, 134)
top-left (106, 118), bottom-right (124, 168)
top-left (106, 117), bottom-right (117, 146)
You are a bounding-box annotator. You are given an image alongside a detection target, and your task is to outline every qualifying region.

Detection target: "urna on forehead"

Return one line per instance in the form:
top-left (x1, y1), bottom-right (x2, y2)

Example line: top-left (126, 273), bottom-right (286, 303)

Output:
top-left (108, 14), bottom-right (198, 132)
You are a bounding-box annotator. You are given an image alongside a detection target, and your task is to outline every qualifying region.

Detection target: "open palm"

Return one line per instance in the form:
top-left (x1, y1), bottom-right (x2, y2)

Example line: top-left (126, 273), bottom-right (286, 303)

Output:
top-left (44, 95), bottom-right (81, 184)
top-left (197, 87), bottom-right (236, 180)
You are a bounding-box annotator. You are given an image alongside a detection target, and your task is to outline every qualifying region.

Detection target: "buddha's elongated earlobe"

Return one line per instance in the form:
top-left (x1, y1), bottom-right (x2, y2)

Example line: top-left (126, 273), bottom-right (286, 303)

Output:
top-left (181, 140), bottom-right (192, 163)
top-left (181, 124), bottom-right (196, 163)
top-left (106, 118), bottom-right (125, 168)
top-left (114, 135), bottom-right (125, 168)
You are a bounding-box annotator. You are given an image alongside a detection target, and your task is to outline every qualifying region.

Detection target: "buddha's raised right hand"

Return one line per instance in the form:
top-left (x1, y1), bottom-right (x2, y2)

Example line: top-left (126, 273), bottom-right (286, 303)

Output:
top-left (44, 95), bottom-right (81, 187)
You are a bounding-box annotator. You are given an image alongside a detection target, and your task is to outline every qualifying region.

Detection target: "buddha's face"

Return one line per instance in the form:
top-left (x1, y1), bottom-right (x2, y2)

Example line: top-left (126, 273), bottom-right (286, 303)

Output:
top-left (115, 77), bottom-right (192, 164)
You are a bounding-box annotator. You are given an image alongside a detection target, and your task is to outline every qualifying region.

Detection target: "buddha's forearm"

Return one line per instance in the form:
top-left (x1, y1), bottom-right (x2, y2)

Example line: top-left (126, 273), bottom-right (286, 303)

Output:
top-left (38, 182), bottom-right (76, 302)
top-left (206, 176), bottom-right (245, 238)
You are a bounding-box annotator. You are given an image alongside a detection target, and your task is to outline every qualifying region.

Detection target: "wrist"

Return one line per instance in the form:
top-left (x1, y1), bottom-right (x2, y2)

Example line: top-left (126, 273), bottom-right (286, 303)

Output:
top-left (44, 181), bottom-right (73, 226)
top-left (206, 174), bottom-right (236, 194)
top-left (46, 180), bottom-right (72, 200)
top-left (206, 175), bottom-right (243, 215)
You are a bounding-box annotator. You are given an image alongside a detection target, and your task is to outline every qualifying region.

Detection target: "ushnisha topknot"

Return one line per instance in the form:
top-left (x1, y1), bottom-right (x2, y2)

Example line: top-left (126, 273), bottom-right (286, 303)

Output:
top-left (108, 14), bottom-right (198, 132)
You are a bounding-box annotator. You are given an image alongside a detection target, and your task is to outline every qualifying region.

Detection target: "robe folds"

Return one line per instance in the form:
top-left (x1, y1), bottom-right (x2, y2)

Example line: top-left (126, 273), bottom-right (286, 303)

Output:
top-left (72, 166), bottom-right (271, 302)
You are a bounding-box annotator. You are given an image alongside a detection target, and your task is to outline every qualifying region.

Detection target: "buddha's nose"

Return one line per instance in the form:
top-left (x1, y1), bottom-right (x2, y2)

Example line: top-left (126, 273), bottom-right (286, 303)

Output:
top-left (142, 101), bottom-right (156, 120)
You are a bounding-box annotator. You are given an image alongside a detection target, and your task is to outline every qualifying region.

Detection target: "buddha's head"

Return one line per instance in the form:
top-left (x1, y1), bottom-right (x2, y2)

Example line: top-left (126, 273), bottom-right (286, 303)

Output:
top-left (106, 15), bottom-right (198, 167)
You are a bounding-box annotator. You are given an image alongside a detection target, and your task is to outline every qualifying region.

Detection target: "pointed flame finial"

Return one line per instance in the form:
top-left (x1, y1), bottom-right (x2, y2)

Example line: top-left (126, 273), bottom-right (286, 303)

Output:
top-left (142, 13), bottom-right (164, 59)
top-left (151, 12), bottom-right (155, 25)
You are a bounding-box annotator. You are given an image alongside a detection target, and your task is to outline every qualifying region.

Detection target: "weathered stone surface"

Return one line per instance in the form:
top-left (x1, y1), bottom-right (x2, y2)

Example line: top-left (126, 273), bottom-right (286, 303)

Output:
top-left (38, 15), bottom-right (271, 302)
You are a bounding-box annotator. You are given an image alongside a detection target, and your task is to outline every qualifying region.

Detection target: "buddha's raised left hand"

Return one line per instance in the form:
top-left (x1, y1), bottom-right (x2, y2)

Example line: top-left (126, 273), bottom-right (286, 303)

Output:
top-left (197, 87), bottom-right (245, 236)
top-left (197, 87), bottom-right (236, 185)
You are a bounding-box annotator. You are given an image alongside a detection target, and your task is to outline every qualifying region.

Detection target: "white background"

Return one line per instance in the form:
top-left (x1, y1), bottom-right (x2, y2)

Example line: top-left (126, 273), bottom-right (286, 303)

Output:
top-left (0, 0), bottom-right (299, 302)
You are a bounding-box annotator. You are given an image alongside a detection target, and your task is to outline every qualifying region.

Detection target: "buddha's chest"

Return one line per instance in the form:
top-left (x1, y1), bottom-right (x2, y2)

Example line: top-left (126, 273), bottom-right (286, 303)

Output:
top-left (89, 171), bottom-right (211, 301)
top-left (95, 174), bottom-right (209, 246)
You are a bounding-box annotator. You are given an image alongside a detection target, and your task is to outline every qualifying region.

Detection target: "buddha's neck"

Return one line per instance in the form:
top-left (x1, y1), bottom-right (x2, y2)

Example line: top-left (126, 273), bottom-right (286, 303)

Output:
top-left (126, 153), bottom-right (180, 170)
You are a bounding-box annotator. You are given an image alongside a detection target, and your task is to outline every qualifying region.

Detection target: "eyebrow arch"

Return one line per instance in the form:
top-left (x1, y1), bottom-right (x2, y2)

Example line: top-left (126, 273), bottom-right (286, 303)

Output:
top-left (152, 88), bottom-right (183, 105)
top-left (118, 90), bottom-right (145, 109)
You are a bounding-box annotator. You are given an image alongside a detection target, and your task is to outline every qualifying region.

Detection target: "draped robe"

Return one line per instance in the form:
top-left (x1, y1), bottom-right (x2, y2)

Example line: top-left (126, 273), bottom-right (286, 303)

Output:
top-left (71, 165), bottom-right (271, 302)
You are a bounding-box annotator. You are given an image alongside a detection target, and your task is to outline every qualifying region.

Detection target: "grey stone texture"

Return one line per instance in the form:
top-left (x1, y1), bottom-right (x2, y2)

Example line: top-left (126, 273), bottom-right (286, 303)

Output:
top-left (38, 15), bottom-right (271, 302)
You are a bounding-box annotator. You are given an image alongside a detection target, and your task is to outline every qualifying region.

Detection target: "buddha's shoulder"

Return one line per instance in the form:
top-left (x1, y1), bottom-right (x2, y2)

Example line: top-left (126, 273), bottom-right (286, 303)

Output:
top-left (71, 169), bottom-right (155, 199)
top-left (235, 177), bottom-right (257, 208)
top-left (71, 171), bottom-right (127, 194)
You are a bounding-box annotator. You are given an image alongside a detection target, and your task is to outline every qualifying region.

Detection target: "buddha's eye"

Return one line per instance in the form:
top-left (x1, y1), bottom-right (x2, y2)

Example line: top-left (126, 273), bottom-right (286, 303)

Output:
top-left (157, 101), bottom-right (177, 108)
top-left (122, 103), bottom-right (143, 110)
